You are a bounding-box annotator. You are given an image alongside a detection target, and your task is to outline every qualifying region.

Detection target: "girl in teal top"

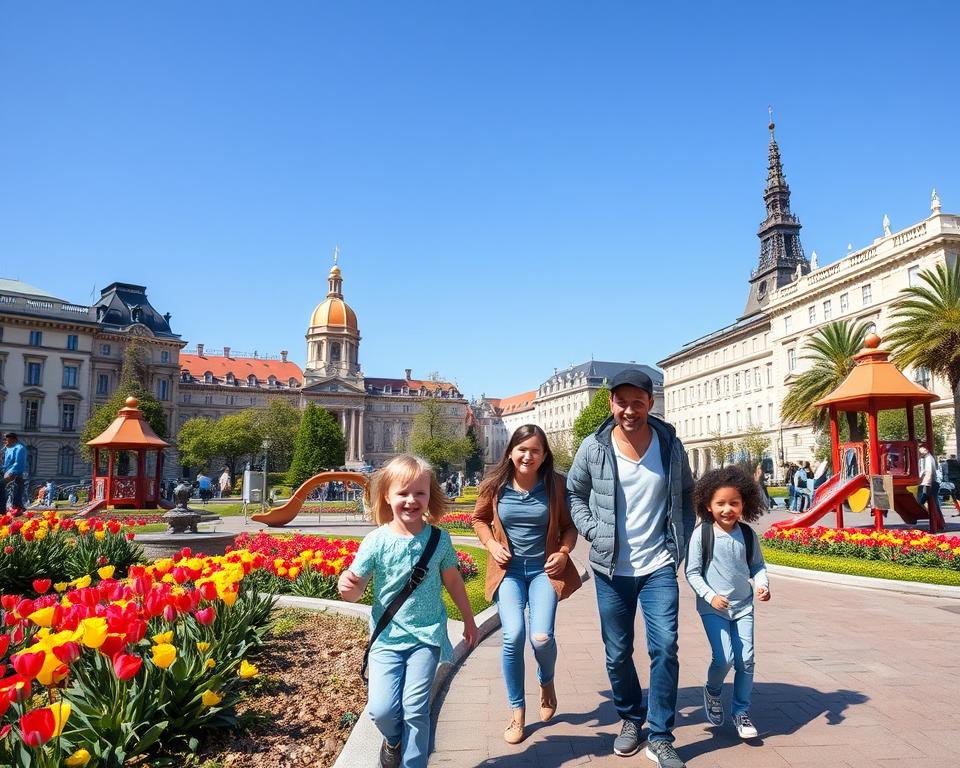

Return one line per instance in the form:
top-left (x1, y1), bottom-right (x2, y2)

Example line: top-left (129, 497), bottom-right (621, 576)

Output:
top-left (339, 454), bottom-right (478, 768)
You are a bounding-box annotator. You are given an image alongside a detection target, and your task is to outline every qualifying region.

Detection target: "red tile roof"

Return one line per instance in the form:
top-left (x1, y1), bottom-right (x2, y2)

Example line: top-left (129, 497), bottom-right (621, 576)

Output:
top-left (365, 377), bottom-right (460, 395)
top-left (495, 390), bottom-right (537, 415)
top-left (181, 354), bottom-right (303, 386)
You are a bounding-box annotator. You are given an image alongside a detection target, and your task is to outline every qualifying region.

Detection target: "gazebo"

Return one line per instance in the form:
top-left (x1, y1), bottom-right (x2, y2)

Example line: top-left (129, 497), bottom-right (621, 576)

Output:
top-left (811, 333), bottom-right (944, 532)
top-left (87, 396), bottom-right (170, 510)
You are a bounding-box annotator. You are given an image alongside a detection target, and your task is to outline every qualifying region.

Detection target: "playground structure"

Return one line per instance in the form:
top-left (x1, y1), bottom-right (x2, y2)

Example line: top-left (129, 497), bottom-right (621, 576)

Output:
top-left (250, 470), bottom-right (368, 527)
top-left (771, 333), bottom-right (945, 533)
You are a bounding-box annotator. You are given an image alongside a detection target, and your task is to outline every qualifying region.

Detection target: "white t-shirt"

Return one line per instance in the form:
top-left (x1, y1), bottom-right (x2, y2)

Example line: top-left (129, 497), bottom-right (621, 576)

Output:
top-left (612, 429), bottom-right (673, 577)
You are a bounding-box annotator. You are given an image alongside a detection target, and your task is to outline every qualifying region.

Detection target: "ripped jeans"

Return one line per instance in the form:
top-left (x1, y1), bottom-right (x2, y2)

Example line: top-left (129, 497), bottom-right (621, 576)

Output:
top-left (495, 555), bottom-right (559, 709)
top-left (700, 611), bottom-right (755, 715)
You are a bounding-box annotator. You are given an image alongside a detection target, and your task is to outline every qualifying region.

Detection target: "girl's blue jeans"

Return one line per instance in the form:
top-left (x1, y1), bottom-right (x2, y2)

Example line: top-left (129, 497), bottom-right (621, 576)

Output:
top-left (495, 555), bottom-right (559, 709)
top-left (367, 643), bottom-right (440, 768)
top-left (700, 611), bottom-right (755, 715)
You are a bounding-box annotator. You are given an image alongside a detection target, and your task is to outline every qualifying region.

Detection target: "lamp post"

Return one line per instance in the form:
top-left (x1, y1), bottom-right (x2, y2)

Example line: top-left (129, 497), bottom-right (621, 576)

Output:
top-left (261, 437), bottom-right (272, 508)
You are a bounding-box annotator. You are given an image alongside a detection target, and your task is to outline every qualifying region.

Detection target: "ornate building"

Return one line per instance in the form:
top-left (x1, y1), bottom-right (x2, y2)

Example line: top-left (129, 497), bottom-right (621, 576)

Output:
top-left (659, 121), bottom-right (960, 479)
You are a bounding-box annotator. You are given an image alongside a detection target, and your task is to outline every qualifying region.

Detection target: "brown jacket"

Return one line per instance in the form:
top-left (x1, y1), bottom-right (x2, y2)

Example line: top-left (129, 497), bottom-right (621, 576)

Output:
top-left (472, 472), bottom-right (582, 602)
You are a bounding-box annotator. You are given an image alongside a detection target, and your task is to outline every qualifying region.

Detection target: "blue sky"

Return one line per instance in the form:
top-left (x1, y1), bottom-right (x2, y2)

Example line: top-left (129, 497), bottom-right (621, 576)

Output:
top-left (1, 2), bottom-right (958, 399)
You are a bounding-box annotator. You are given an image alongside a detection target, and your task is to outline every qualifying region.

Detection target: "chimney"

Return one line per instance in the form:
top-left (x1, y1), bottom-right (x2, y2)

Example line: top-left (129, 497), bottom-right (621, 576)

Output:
top-left (223, 346), bottom-right (231, 358)
top-left (197, 343), bottom-right (205, 357)
top-left (280, 350), bottom-right (288, 363)
top-left (404, 368), bottom-right (412, 381)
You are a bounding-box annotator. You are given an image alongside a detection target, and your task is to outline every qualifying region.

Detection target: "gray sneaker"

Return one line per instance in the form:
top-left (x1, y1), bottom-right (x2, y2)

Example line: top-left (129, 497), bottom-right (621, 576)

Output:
top-left (378, 738), bottom-right (401, 768)
top-left (645, 739), bottom-right (686, 768)
top-left (613, 719), bottom-right (643, 756)
top-left (703, 685), bottom-right (724, 726)
top-left (734, 712), bottom-right (758, 739)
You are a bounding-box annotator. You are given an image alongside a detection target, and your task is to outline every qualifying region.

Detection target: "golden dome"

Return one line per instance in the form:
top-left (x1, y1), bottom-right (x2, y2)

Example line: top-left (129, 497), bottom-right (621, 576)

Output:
top-left (309, 297), bottom-right (358, 331)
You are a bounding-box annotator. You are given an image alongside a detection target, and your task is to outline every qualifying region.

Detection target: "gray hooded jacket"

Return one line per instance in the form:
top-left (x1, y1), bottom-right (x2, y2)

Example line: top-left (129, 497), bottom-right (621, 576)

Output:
top-left (566, 414), bottom-right (695, 576)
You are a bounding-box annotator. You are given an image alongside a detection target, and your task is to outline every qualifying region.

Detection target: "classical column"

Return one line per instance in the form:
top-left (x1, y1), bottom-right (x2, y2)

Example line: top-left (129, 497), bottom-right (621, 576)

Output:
top-left (346, 410), bottom-right (355, 462)
top-left (357, 409), bottom-right (365, 462)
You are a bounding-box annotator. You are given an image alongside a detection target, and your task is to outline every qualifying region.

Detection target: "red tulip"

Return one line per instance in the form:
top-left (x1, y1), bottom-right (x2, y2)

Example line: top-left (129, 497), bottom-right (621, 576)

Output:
top-left (31, 579), bottom-right (51, 595)
top-left (199, 581), bottom-right (218, 601)
top-left (126, 532), bottom-right (135, 541)
top-left (0, 595), bottom-right (17, 611)
top-left (2, 546), bottom-right (13, 555)
top-left (112, 653), bottom-right (142, 681)
top-left (14, 599), bottom-right (34, 619)
top-left (0, 634), bottom-right (10, 657)
top-left (162, 605), bottom-right (177, 623)
top-left (52, 642), bottom-right (81, 665)
top-left (194, 607), bottom-right (215, 626)
top-left (125, 620), bottom-right (148, 644)
top-left (19, 706), bottom-right (55, 746)
top-left (11, 652), bottom-right (44, 680)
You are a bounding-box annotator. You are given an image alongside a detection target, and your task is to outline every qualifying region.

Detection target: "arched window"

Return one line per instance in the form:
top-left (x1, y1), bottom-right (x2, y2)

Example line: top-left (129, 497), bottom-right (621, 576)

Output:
top-left (204, 372), bottom-right (213, 384)
top-left (247, 374), bottom-right (257, 387)
top-left (289, 377), bottom-right (298, 387)
top-left (58, 446), bottom-right (75, 476)
top-left (267, 376), bottom-right (277, 388)
top-left (330, 342), bottom-right (341, 362)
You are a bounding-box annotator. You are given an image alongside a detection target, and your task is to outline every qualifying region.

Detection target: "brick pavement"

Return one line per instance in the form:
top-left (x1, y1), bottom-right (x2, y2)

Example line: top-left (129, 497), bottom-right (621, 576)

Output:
top-left (431, 563), bottom-right (960, 768)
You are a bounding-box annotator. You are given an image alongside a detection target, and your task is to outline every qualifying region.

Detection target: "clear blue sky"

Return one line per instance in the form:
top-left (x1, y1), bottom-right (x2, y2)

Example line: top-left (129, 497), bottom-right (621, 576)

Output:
top-left (2, 2), bottom-right (958, 399)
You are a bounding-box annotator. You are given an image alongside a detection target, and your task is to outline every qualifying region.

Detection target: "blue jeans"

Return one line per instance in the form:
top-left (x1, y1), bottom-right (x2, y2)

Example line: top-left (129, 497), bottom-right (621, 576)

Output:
top-left (367, 644), bottom-right (440, 768)
top-left (496, 555), bottom-right (559, 709)
top-left (700, 612), bottom-right (755, 715)
top-left (594, 564), bottom-right (680, 743)
top-left (787, 484), bottom-right (796, 510)
top-left (917, 483), bottom-right (941, 515)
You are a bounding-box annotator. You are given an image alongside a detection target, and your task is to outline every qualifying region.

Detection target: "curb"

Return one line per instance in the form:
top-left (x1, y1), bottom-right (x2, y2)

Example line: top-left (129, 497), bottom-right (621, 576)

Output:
top-left (766, 562), bottom-right (960, 599)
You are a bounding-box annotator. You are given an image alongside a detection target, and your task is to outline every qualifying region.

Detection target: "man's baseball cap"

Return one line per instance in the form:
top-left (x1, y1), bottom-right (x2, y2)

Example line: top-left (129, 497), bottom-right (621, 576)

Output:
top-left (608, 369), bottom-right (654, 397)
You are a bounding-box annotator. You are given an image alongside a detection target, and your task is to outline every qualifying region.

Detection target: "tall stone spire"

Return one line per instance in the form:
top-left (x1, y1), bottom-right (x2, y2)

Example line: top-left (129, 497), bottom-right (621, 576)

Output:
top-left (743, 113), bottom-right (808, 317)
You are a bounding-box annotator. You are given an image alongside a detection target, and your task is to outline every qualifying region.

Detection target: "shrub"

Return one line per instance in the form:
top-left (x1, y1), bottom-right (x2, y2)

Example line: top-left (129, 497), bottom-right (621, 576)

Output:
top-left (762, 545), bottom-right (960, 587)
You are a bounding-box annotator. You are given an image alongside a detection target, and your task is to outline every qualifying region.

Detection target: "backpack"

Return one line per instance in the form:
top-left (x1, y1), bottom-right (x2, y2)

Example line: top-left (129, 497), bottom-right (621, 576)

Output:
top-left (700, 521), bottom-right (756, 572)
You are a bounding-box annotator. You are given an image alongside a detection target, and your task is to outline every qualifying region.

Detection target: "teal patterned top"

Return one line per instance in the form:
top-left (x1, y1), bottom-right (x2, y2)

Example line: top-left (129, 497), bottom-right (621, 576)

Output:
top-left (350, 524), bottom-right (458, 661)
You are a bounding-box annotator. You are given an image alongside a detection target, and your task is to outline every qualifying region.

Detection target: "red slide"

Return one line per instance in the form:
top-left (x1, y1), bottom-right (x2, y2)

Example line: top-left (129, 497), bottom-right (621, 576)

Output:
top-left (250, 471), bottom-right (368, 527)
top-left (770, 473), bottom-right (869, 530)
top-left (74, 499), bottom-right (110, 520)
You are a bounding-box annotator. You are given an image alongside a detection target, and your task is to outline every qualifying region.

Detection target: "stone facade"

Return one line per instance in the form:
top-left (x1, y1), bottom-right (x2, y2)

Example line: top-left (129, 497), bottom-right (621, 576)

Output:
top-left (658, 124), bottom-right (960, 480)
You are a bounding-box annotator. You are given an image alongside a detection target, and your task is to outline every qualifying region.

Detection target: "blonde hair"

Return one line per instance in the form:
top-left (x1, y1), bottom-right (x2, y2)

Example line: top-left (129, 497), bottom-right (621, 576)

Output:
top-left (364, 454), bottom-right (447, 526)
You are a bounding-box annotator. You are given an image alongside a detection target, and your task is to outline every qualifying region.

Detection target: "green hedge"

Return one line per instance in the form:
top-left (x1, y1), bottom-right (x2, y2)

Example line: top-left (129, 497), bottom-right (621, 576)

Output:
top-left (762, 545), bottom-right (960, 587)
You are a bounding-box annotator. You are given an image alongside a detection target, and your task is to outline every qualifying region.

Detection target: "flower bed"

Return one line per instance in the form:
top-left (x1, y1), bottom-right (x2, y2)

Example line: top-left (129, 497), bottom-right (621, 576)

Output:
top-left (763, 527), bottom-right (960, 571)
top-left (439, 512), bottom-right (474, 532)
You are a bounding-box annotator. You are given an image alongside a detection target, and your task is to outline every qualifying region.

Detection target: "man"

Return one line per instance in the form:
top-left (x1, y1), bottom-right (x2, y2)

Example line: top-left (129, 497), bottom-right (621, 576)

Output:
top-left (218, 468), bottom-right (232, 499)
top-left (2, 432), bottom-right (27, 515)
top-left (941, 454), bottom-right (960, 515)
top-left (567, 370), bottom-right (694, 768)
top-left (196, 471), bottom-right (212, 505)
top-left (917, 445), bottom-right (941, 517)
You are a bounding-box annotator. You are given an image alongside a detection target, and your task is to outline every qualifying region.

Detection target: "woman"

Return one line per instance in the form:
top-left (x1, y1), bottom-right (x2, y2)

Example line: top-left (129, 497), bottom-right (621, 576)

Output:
top-left (754, 462), bottom-right (771, 511)
top-left (472, 424), bottom-right (581, 744)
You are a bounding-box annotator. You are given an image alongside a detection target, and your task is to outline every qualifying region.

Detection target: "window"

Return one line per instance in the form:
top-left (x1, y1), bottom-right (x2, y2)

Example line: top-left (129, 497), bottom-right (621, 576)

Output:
top-left (96, 374), bottom-right (109, 395)
top-left (62, 365), bottom-right (78, 389)
top-left (182, 393), bottom-right (191, 404)
top-left (733, 373), bottom-right (740, 392)
top-left (29, 330), bottom-right (42, 346)
top-left (823, 300), bottom-right (832, 320)
top-left (24, 399), bottom-right (40, 430)
top-left (157, 379), bottom-right (169, 401)
top-left (862, 284), bottom-right (872, 305)
top-left (330, 342), bottom-right (341, 362)
top-left (61, 402), bottom-right (76, 431)
top-left (840, 293), bottom-right (849, 311)
top-left (66, 335), bottom-right (78, 351)
top-left (784, 316), bottom-right (793, 334)
top-left (161, 350), bottom-right (170, 363)
top-left (26, 362), bottom-right (42, 386)
top-left (808, 305), bottom-right (816, 324)
top-left (908, 266), bottom-right (920, 287)
top-left (754, 367), bottom-right (761, 388)
top-left (747, 407), bottom-right (752, 425)
top-left (787, 348), bottom-right (797, 371)
top-left (101, 344), bottom-right (111, 356)
top-left (914, 367), bottom-right (932, 390)
top-left (58, 446), bottom-right (75, 476)
top-left (768, 403), bottom-right (774, 424)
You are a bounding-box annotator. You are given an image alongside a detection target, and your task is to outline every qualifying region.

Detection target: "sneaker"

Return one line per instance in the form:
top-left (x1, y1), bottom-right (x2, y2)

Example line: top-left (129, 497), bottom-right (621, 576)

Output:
top-left (733, 712), bottom-right (758, 739)
top-left (613, 719), bottom-right (643, 756)
top-left (702, 685), bottom-right (724, 726)
top-left (645, 739), bottom-right (686, 768)
top-left (378, 738), bottom-right (401, 768)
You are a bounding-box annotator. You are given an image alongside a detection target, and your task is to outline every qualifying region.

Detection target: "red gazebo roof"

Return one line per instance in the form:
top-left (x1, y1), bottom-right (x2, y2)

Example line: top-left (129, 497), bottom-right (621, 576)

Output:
top-left (86, 397), bottom-right (170, 449)
top-left (814, 334), bottom-right (939, 412)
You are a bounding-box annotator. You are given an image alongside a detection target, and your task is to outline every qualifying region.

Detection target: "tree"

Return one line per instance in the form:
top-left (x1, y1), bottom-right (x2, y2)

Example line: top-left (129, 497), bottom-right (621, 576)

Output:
top-left (211, 411), bottom-right (263, 477)
top-left (79, 341), bottom-right (167, 460)
top-left (464, 426), bottom-right (485, 476)
top-left (549, 432), bottom-right (574, 473)
top-left (885, 261), bottom-right (960, 455)
top-left (410, 397), bottom-right (472, 474)
top-left (708, 430), bottom-right (735, 468)
top-left (176, 418), bottom-right (217, 470)
top-left (286, 404), bottom-right (346, 487)
top-left (738, 425), bottom-right (771, 466)
top-left (251, 399), bottom-right (301, 472)
top-left (572, 386), bottom-right (610, 452)
top-left (781, 319), bottom-right (871, 440)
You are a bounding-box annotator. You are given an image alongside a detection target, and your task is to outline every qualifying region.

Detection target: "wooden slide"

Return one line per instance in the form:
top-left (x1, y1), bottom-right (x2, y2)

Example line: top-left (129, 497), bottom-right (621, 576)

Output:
top-left (250, 471), bottom-right (368, 527)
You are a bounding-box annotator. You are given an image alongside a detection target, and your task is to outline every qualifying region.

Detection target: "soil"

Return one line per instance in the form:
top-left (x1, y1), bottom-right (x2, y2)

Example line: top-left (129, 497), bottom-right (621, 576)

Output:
top-left (196, 609), bottom-right (369, 768)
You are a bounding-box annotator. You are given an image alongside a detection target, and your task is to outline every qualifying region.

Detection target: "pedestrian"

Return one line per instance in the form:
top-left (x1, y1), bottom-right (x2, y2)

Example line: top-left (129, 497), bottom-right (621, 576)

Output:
top-left (2, 432), bottom-right (27, 515)
top-left (753, 463), bottom-right (771, 511)
top-left (793, 462), bottom-right (810, 514)
top-left (472, 424), bottom-right (581, 744)
top-left (218, 468), bottom-right (232, 499)
top-left (196, 471), bottom-right (212, 505)
top-left (337, 454), bottom-right (478, 768)
top-left (567, 369), bottom-right (695, 768)
top-left (684, 465), bottom-right (770, 741)
top-left (917, 445), bottom-right (941, 518)
top-left (784, 463), bottom-right (797, 511)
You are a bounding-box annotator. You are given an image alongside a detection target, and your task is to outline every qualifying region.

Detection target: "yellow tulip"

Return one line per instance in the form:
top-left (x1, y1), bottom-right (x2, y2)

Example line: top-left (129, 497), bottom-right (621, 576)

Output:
top-left (201, 689), bottom-right (222, 707)
top-left (94, 530), bottom-right (106, 541)
top-left (196, 641), bottom-right (210, 653)
top-left (54, 582), bottom-right (69, 593)
top-left (151, 643), bottom-right (177, 669)
top-left (80, 617), bottom-right (108, 649)
top-left (74, 575), bottom-right (92, 589)
top-left (97, 565), bottom-right (116, 580)
top-left (50, 700), bottom-right (71, 737)
top-left (205, 658), bottom-right (216, 669)
top-left (28, 606), bottom-right (56, 628)
top-left (238, 660), bottom-right (258, 679)
top-left (220, 589), bottom-right (238, 607)
top-left (65, 749), bottom-right (91, 767)
top-left (152, 631), bottom-right (174, 645)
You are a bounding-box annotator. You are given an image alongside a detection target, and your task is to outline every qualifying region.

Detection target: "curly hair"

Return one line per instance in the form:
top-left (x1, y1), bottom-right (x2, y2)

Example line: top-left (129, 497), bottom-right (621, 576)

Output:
top-left (693, 465), bottom-right (765, 524)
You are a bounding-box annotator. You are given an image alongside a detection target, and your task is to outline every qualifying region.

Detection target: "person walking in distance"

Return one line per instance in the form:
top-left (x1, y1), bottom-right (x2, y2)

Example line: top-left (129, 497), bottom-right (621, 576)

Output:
top-left (567, 370), bottom-right (695, 768)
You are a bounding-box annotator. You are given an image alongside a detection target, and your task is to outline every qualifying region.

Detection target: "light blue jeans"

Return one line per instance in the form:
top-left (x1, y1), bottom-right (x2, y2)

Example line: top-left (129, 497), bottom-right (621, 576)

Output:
top-left (367, 643), bottom-right (440, 768)
top-left (496, 555), bottom-right (559, 709)
top-left (700, 611), bottom-right (755, 715)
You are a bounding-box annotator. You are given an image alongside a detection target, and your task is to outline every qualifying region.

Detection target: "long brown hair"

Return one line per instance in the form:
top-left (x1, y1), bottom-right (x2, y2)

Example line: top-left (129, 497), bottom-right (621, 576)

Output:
top-left (479, 424), bottom-right (555, 509)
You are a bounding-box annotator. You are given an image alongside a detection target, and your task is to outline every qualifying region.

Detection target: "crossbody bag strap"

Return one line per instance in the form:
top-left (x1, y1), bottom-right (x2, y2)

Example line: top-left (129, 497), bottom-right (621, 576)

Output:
top-left (360, 525), bottom-right (442, 682)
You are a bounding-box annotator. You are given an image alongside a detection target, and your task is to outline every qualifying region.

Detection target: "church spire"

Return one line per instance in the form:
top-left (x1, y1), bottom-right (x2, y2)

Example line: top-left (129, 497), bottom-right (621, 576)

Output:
top-left (327, 246), bottom-right (344, 298)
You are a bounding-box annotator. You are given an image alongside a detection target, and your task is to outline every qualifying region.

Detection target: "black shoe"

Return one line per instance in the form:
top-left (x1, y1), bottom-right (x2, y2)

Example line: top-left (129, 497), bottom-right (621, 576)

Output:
top-left (645, 739), bottom-right (685, 768)
top-left (379, 739), bottom-right (401, 768)
top-left (613, 719), bottom-right (643, 756)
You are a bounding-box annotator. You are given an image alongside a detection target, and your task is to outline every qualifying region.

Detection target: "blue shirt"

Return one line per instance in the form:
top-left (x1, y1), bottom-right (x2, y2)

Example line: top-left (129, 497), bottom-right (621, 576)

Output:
top-left (3, 443), bottom-right (26, 476)
top-left (197, 475), bottom-right (211, 490)
top-left (684, 523), bottom-right (769, 620)
top-left (350, 524), bottom-right (459, 661)
top-left (498, 479), bottom-right (549, 558)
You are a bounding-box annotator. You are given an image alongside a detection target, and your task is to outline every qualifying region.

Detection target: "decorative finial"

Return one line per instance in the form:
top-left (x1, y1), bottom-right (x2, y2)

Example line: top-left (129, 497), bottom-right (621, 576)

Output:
top-left (810, 250), bottom-right (819, 270)
top-left (333, 244), bottom-right (340, 266)
top-left (847, 243), bottom-right (853, 251)
top-left (768, 105), bottom-right (775, 134)
top-left (932, 188), bottom-right (942, 213)
top-left (883, 213), bottom-right (891, 236)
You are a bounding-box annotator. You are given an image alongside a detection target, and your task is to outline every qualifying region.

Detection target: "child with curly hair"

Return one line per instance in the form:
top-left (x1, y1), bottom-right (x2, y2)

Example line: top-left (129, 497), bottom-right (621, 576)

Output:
top-left (684, 466), bottom-right (770, 740)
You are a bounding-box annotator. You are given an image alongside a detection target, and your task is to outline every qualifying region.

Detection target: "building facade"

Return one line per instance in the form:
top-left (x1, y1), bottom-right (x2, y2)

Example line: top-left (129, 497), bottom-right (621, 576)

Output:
top-left (659, 122), bottom-right (960, 479)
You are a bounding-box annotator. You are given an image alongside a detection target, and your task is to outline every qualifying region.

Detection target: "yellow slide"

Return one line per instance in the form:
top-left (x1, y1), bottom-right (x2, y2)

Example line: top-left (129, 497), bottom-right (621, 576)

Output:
top-left (250, 471), bottom-right (368, 527)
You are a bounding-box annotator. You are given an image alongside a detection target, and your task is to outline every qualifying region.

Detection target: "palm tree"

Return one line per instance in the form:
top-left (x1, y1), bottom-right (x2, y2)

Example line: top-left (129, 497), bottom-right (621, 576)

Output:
top-left (781, 319), bottom-right (871, 440)
top-left (885, 260), bottom-right (960, 455)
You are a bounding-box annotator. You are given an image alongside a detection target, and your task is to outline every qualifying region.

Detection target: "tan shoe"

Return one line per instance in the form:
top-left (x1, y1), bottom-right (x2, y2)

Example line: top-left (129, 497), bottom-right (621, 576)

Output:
top-left (539, 681), bottom-right (557, 722)
top-left (503, 708), bottom-right (525, 744)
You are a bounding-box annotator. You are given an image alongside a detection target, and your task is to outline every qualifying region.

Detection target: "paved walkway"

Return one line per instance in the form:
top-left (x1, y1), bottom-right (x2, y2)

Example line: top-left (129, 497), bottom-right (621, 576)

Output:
top-left (431, 560), bottom-right (960, 768)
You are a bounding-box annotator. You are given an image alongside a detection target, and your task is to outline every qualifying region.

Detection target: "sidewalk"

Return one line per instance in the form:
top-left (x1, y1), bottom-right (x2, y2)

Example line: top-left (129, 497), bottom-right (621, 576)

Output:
top-left (431, 564), bottom-right (960, 768)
